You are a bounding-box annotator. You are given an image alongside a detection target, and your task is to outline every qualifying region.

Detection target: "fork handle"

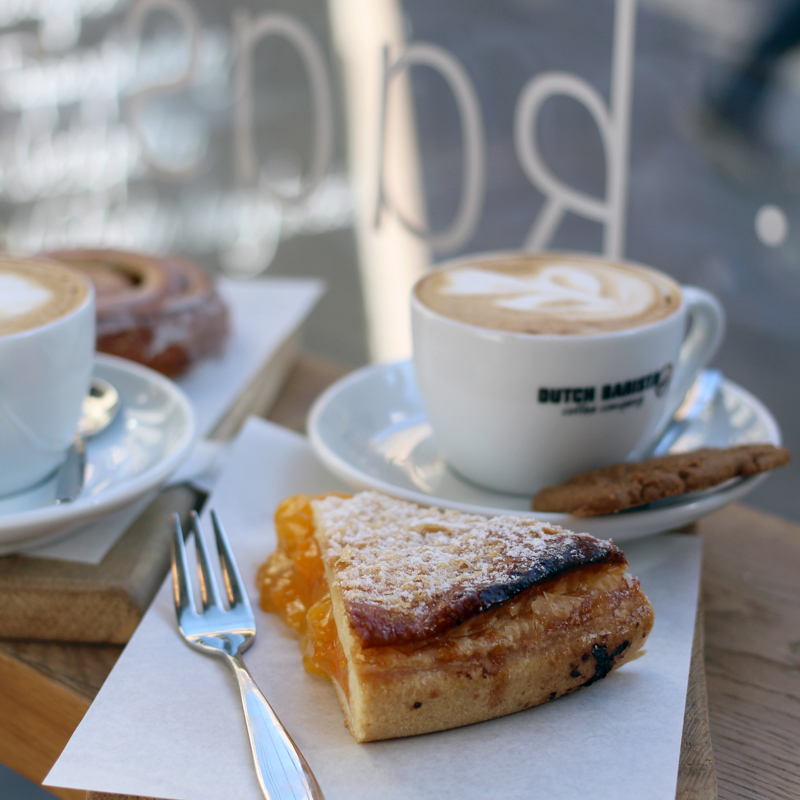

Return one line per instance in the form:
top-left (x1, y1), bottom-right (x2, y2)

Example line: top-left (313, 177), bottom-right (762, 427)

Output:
top-left (227, 653), bottom-right (325, 800)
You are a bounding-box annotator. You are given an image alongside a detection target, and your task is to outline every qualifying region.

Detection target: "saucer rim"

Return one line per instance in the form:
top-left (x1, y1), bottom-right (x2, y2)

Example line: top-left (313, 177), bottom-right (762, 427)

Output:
top-left (307, 359), bottom-right (781, 539)
top-left (0, 353), bottom-right (196, 547)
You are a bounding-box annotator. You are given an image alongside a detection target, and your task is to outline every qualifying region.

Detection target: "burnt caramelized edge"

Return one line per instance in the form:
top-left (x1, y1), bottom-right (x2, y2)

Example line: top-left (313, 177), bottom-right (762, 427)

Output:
top-left (346, 535), bottom-right (627, 648)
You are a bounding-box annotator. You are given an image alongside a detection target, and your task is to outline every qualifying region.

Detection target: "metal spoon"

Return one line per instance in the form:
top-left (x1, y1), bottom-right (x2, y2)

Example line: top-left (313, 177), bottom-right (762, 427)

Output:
top-left (635, 369), bottom-right (724, 461)
top-left (54, 378), bottom-right (122, 504)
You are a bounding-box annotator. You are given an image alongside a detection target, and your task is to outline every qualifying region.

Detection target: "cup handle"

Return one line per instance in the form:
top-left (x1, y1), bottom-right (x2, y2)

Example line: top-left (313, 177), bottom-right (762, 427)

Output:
top-left (655, 286), bottom-right (726, 436)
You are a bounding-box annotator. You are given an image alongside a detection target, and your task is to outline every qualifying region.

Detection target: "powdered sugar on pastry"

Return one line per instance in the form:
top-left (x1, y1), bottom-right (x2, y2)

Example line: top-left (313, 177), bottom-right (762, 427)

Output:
top-left (311, 491), bottom-right (625, 647)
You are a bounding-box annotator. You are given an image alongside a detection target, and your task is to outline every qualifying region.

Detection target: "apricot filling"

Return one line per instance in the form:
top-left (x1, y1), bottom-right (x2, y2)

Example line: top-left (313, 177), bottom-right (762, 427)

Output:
top-left (256, 493), bottom-right (350, 693)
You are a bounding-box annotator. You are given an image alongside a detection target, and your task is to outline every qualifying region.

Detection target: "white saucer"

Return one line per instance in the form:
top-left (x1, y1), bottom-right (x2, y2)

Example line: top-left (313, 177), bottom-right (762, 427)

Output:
top-left (308, 360), bottom-right (782, 541)
top-left (0, 354), bottom-right (195, 552)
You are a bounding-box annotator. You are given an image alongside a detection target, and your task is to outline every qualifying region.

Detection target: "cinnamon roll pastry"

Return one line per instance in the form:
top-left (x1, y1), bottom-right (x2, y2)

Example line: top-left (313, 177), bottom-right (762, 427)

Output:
top-left (47, 248), bottom-right (229, 377)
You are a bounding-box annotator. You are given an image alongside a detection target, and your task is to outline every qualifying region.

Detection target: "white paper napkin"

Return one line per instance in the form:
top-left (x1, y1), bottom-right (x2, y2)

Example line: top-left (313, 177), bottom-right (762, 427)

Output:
top-left (47, 416), bottom-right (702, 800)
top-left (182, 277), bottom-right (324, 438)
top-left (21, 277), bottom-right (323, 563)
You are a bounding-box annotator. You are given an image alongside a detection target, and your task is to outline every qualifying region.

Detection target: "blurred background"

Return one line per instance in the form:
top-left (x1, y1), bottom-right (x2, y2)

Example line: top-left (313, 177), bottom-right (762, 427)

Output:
top-left (0, 0), bottom-right (797, 523)
top-left (0, 3), bottom-right (798, 792)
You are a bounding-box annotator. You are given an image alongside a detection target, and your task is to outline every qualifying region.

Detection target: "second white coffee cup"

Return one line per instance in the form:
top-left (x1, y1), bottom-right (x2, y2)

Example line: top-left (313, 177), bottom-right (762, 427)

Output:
top-left (411, 251), bottom-right (725, 495)
top-left (0, 258), bottom-right (95, 497)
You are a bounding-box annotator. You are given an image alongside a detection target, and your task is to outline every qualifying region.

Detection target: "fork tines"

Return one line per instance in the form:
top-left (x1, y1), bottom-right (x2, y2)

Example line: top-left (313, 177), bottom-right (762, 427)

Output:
top-left (169, 509), bottom-right (324, 799)
top-left (171, 510), bottom-right (253, 617)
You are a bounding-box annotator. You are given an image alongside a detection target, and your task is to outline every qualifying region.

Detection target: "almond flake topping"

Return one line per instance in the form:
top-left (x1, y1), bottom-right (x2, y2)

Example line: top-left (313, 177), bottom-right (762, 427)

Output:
top-left (311, 491), bottom-right (623, 647)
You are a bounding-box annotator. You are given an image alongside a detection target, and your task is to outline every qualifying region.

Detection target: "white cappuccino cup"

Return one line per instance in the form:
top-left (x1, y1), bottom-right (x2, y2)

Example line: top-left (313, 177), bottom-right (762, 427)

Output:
top-left (0, 258), bottom-right (95, 496)
top-left (411, 251), bottom-right (725, 495)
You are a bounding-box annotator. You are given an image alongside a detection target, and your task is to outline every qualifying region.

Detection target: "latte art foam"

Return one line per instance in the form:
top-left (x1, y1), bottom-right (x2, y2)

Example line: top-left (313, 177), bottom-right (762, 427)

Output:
top-left (0, 275), bottom-right (52, 320)
top-left (0, 259), bottom-right (90, 337)
top-left (415, 254), bottom-right (681, 335)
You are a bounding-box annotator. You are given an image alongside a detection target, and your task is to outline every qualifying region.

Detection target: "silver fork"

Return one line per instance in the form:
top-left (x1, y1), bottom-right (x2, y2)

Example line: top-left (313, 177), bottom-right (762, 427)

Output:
top-left (171, 510), bottom-right (324, 800)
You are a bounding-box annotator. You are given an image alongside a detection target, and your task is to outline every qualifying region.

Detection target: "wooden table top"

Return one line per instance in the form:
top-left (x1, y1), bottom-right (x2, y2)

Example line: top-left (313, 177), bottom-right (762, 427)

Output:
top-left (1, 351), bottom-right (798, 800)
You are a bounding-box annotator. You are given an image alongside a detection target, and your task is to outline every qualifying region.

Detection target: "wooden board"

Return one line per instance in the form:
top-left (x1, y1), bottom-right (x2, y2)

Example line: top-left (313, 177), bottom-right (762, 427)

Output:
top-left (0, 647), bottom-right (96, 800)
top-left (0, 485), bottom-right (203, 643)
top-left (698, 504), bottom-right (800, 800)
top-left (676, 602), bottom-right (717, 800)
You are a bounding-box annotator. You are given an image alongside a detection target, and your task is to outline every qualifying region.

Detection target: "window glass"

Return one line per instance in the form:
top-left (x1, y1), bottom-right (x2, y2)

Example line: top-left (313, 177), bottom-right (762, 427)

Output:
top-left (0, 0), bottom-right (796, 517)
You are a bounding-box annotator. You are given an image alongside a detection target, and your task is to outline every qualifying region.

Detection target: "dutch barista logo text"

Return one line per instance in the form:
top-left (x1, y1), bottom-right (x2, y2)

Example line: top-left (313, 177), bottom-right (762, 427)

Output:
top-left (538, 364), bottom-right (673, 415)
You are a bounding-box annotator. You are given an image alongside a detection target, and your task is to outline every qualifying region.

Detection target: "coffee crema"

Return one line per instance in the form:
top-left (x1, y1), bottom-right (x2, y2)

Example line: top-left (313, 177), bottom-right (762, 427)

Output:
top-left (414, 253), bottom-right (682, 335)
top-left (0, 259), bottom-right (90, 338)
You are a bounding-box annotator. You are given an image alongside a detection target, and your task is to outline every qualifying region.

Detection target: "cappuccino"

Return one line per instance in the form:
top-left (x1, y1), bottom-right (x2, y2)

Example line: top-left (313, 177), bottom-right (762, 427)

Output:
top-left (0, 259), bottom-right (90, 338)
top-left (412, 250), bottom-right (724, 493)
top-left (414, 253), bottom-right (681, 335)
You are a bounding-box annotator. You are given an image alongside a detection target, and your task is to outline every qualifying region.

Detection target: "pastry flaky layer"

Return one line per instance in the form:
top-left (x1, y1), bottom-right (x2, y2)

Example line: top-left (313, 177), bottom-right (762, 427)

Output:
top-left (257, 491), bottom-right (654, 743)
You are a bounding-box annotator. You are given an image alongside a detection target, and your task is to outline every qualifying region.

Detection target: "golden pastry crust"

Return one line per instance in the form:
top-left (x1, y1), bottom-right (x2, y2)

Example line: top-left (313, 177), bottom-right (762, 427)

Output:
top-left (328, 562), bottom-right (651, 742)
top-left (258, 491), bottom-right (654, 743)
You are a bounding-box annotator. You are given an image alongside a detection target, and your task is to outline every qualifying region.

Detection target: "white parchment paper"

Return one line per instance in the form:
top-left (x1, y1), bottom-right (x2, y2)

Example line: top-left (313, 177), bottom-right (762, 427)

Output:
top-left (180, 277), bottom-right (324, 438)
top-left (46, 417), bottom-right (702, 800)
